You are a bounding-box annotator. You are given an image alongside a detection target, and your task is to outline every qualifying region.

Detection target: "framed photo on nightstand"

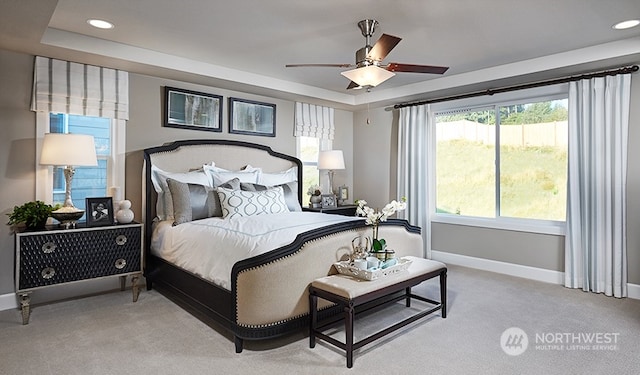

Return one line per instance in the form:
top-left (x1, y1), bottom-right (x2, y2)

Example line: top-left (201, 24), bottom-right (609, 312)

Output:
top-left (86, 197), bottom-right (114, 227)
top-left (321, 194), bottom-right (337, 208)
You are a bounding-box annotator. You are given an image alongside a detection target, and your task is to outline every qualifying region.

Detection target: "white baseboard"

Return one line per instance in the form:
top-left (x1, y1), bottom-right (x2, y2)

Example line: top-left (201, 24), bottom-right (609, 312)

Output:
top-left (430, 250), bottom-right (640, 300)
top-left (0, 292), bottom-right (17, 311)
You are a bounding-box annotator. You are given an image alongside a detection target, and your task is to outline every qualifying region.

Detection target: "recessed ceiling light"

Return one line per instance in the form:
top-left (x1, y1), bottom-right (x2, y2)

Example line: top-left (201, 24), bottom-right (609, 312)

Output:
top-left (87, 19), bottom-right (114, 29)
top-left (613, 19), bottom-right (640, 30)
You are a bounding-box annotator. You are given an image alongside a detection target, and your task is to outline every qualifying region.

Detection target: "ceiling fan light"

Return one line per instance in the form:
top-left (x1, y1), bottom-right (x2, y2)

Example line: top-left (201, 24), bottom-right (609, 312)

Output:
top-left (341, 65), bottom-right (395, 87)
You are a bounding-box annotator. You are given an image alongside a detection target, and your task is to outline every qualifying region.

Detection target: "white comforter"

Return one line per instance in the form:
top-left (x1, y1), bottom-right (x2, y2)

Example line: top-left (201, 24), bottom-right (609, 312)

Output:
top-left (151, 212), bottom-right (361, 289)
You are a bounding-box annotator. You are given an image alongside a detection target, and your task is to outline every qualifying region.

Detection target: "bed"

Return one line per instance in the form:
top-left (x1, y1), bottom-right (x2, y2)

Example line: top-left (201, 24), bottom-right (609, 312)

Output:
top-left (142, 139), bottom-right (423, 352)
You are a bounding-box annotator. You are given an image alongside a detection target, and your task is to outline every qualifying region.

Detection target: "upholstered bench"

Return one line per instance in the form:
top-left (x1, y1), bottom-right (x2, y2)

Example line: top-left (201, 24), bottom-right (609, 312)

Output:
top-left (308, 256), bottom-right (447, 368)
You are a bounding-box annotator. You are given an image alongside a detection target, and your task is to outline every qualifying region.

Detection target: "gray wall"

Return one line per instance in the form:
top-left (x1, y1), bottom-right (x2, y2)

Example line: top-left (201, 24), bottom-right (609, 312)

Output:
top-left (353, 74), bottom-right (640, 284)
top-left (0, 49), bottom-right (354, 298)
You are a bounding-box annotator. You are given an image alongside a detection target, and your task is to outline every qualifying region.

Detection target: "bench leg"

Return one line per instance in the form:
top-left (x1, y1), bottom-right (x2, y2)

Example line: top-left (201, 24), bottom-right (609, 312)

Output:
top-left (309, 292), bottom-right (317, 348)
top-left (440, 270), bottom-right (447, 318)
top-left (405, 287), bottom-right (412, 307)
top-left (345, 303), bottom-right (354, 368)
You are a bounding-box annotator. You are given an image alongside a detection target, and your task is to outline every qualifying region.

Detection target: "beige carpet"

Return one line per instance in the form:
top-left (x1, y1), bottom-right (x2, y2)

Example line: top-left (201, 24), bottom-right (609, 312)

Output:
top-left (1, 264), bottom-right (639, 375)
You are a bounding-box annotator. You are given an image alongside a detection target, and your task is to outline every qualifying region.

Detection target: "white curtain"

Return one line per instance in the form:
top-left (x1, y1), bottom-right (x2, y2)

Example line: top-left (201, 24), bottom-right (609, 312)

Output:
top-left (31, 56), bottom-right (129, 119)
top-left (294, 102), bottom-right (334, 140)
top-left (565, 74), bottom-right (631, 298)
top-left (398, 104), bottom-right (431, 258)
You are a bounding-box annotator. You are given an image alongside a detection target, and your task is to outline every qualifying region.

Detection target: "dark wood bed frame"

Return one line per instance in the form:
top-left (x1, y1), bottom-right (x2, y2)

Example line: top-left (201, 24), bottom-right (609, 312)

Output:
top-left (143, 139), bottom-right (421, 352)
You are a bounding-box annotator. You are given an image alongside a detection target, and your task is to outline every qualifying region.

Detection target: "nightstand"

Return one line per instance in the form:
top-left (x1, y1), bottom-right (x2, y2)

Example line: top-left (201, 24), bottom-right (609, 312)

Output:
top-left (303, 204), bottom-right (358, 216)
top-left (14, 222), bottom-right (143, 324)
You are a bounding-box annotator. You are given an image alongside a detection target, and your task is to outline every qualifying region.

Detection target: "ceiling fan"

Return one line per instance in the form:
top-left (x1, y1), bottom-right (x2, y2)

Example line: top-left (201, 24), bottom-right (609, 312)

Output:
top-left (286, 19), bottom-right (449, 89)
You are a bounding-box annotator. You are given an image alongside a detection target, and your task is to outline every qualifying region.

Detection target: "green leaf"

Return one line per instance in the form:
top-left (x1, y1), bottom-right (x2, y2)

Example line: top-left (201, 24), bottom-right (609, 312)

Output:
top-left (372, 238), bottom-right (387, 251)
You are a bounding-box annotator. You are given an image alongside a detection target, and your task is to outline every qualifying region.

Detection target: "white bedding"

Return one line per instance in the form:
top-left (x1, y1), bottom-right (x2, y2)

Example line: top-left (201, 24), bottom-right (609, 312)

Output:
top-left (151, 212), bottom-right (361, 289)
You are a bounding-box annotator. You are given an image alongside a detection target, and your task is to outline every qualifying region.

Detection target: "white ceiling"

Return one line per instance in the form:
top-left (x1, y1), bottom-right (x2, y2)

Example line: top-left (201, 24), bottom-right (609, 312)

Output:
top-left (1, 0), bottom-right (640, 110)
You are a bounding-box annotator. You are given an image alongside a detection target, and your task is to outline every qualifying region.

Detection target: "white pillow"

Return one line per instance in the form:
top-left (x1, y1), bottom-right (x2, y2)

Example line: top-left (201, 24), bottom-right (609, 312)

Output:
top-left (258, 166), bottom-right (298, 186)
top-left (151, 165), bottom-right (212, 221)
top-left (203, 164), bottom-right (261, 186)
top-left (216, 186), bottom-right (289, 219)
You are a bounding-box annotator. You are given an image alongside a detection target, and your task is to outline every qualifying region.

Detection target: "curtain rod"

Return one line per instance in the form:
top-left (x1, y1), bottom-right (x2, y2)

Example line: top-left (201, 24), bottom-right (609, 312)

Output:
top-left (392, 65), bottom-right (639, 110)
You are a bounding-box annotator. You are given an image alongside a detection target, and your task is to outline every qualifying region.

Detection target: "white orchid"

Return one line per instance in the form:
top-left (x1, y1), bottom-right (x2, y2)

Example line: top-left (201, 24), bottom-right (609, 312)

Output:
top-left (356, 198), bottom-right (407, 225)
top-left (355, 197), bottom-right (408, 251)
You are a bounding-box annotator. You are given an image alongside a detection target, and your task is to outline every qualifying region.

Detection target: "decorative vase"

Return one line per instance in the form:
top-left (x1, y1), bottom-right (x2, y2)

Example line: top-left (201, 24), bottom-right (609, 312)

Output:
top-left (115, 200), bottom-right (134, 224)
top-left (310, 194), bottom-right (322, 207)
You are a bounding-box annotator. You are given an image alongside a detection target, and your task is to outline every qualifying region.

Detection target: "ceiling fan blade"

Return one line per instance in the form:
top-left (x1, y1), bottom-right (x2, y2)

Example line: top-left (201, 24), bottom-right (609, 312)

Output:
top-left (367, 34), bottom-right (402, 61)
top-left (285, 63), bottom-right (354, 68)
top-left (386, 63), bottom-right (449, 74)
top-left (346, 81), bottom-right (360, 90)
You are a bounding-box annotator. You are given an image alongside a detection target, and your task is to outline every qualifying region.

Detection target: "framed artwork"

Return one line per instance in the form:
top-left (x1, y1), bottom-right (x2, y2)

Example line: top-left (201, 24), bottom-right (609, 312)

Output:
top-left (229, 97), bottom-right (276, 137)
top-left (164, 86), bottom-right (222, 132)
top-left (321, 194), bottom-right (337, 208)
top-left (86, 197), bottom-right (114, 227)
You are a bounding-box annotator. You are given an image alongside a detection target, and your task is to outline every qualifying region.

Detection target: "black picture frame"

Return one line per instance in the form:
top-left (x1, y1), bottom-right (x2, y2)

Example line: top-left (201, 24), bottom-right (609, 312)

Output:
top-left (229, 97), bottom-right (276, 137)
top-left (164, 86), bottom-right (222, 132)
top-left (321, 194), bottom-right (337, 208)
top-left (86, 197), bottom-right (114, 227)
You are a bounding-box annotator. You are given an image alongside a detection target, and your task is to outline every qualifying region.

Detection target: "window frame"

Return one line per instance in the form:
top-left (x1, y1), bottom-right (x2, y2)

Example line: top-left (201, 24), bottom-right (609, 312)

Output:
top-left (36, 112), bottom-right (126, 206)
top-left (296, 136), bottom-right (333, 196)
top-left (429, 84), bottom-right (568, 235)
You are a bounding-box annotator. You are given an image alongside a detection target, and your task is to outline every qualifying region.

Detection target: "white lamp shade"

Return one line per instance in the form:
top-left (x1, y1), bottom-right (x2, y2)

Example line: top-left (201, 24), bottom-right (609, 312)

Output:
top-left (40, 133), bottom-right (98, 166)
top-left (318, 150), bottom-right (345, 170)
top-left (340, 65), bottom-right (395, 87)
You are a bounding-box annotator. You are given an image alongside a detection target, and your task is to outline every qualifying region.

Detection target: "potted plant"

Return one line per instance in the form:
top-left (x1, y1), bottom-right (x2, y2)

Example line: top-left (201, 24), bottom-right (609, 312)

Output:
top-left (7, 201), bottom-right (58, 230)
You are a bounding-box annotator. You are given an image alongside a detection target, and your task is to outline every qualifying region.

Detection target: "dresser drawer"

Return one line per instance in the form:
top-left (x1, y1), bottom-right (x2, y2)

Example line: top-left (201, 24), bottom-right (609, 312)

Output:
top-left (17, 225), bottom-right (142, 291)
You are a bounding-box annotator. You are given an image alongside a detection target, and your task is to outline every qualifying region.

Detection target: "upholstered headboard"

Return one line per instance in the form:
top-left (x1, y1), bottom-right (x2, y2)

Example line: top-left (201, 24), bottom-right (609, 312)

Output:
top-left (142, 139), bottom-right (303, 252)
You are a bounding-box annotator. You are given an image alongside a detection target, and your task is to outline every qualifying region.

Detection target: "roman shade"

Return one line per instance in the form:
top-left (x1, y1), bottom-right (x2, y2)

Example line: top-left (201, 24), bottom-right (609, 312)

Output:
top-left (294, 102), bottom-right (334, 140)
top-left (31, 56), bottom-right (129, 120)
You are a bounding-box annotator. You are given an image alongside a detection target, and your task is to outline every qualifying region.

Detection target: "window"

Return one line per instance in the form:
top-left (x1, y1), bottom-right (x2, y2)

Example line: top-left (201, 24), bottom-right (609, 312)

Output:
top-left (297, 136), bottom-right (320, 198)
top-left (434, 90), bottom-right (568, 229)
top-left (49, 114), bottom-right (111, 212)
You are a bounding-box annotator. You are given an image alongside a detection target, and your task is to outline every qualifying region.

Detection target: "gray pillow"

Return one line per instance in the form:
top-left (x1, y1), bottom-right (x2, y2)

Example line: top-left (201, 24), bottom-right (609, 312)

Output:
top-left (167, 177), bottom-right (241, 225)
top-left (240, 181), bottom-right (302, 212)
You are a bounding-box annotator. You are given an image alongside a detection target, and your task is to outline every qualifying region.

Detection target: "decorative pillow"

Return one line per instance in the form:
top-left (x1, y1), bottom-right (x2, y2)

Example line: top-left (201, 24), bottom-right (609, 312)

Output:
top-left (240, 181), bottom-right (302, 212)
top-left (151, 165), bottom-right (212, 221)
top-left (203, 164), bottom-right (261, 186)
top-left (216, 186), bottom-right (289, 219)
top-left (167, 178), bottom-right (241, 225)
top-left (258, 166), bottom-right (298, 187)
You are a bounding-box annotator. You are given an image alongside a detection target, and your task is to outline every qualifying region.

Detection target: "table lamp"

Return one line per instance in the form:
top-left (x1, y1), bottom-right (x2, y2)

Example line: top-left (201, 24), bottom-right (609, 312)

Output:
top-left (318, 150), bottom-right (345, 195)
top-left (40, 133), bottom-right (98, 228)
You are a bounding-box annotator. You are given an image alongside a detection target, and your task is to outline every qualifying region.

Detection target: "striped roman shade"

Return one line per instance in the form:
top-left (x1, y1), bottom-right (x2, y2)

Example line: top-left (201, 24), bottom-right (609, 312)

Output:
top-left (294, 102), bottom-right (334, 140)
top-left (31, 56), bottom-right (129, 120)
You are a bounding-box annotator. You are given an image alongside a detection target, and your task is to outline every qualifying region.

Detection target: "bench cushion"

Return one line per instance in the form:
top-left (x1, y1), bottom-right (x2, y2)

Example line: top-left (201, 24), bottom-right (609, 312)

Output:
top-left (311, 256), bottom-right (446, 299)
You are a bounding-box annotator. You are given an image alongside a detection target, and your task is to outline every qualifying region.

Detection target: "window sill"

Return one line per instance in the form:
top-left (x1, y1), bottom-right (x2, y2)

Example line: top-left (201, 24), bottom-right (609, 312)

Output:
top-left (431, 214), bottom-right (566, 236)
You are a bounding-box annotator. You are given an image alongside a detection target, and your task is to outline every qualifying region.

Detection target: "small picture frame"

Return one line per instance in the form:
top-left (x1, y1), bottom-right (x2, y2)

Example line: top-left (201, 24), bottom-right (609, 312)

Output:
top-left (229, 97), bottom-right (276, 137)
top-left (338, 186), bottom-right (349, 202)
top-left (86, 197), bottom-right (114, 227)
top-left (321, 194), bottom-right (337, 208)
top-left (164, 86), bottom-right (222, 132)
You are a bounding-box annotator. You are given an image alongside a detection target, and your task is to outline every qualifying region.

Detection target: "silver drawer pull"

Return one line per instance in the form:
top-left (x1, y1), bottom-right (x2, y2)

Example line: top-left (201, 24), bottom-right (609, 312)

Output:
top-left (41, 267), bottom-right (55, 279)
top-left (42, 242), bottom-right (57, 253)
top-left (115, 235), bottom-right (127, 246)
top-left (115, 258), bottom-right (127, 269)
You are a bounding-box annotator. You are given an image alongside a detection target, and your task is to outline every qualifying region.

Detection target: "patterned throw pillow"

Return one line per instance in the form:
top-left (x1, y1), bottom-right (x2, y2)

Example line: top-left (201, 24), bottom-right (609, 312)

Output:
top-left (216, 186), bottom-right (289, 219)
top-left (240, 181), bottom-right (302, 212)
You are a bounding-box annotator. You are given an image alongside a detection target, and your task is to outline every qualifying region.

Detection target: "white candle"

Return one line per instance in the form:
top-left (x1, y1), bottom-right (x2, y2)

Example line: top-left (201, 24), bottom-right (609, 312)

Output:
top-left (109, 186), bottom-right (122, 202)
